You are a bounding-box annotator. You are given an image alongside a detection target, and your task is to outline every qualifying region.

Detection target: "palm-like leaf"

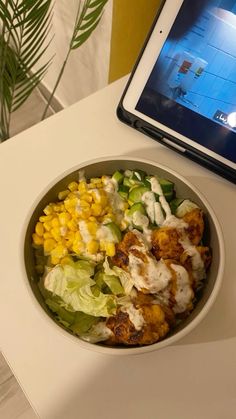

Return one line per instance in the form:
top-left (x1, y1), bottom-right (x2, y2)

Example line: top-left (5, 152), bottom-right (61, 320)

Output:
top-left (0, 0), bottom-right (53, 140)
top-left (71, 0), bottom-right (108, 50)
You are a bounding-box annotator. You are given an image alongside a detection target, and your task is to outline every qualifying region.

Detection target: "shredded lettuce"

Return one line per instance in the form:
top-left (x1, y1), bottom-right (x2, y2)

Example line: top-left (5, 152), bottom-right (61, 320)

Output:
top-left (43, 263), bottom-right (116, 317)
top-left (103, 258), bottom-right (134, 295)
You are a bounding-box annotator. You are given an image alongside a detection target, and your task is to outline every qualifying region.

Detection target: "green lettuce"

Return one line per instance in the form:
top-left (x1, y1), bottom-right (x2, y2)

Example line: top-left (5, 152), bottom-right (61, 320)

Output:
top-left (43, 263), bottom-right (116, 317)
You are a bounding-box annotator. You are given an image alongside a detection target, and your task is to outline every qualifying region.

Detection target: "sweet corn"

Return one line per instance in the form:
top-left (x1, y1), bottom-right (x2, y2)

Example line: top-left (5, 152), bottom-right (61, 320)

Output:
top-left (60, 256), bottom-right (74, 265)
top-left (43, 232), bottom-right (52, 239)
top-left (72, 241), bottom-right (84, 254)
top-left (105, 242), bottom-right (116, 257)
top-left (35, 222), bottom-right (44, 237)
top-left (51, 227), bottom-right (61, 242)
top-left (32, 233), bottom-right (44, 246)
top-left (78, 181), bottom-right (87, 193)
top-left (67, 219), bottom-right (78, 232)
top-left (51, 217), bottom-right (60, 228)
top-left (51, 244), bottom-right (67, 259)
top-left (91, 203), bottom-right (102, 216)
top-left (39, 215), bottom-right (53, 223)
top-left (80, 208), bottom-right (91, 219)
top-left (50, 255), bottom-right (60, 265)
top-left (43, 221), bottom-right (52, 232)
top-left (86, 240), bottom-right (99, 254)
top-left (44, 238), bottom-right (57, 254)
top-left (58, 212), bottom-right (71, 226)
top-left (87, 221), bottom-right (98, 235)
top-left (58, 190), bottom-right (70, 200)
top-left (80, 193), bottom-right (93, 203)
top-left (43, 205), bottom-right (53, 215)
top-left (68, 181), bottom-right (78, 192)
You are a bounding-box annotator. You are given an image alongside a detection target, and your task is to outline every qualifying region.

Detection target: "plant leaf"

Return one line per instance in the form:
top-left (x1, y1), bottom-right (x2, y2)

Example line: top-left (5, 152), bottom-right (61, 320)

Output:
top-left (71, 0), bottom-right (108, 50)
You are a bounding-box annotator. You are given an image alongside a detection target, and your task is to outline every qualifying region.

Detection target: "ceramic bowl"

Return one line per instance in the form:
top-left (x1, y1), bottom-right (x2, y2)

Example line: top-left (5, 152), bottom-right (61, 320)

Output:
top-left (23, 157), bottom-right (225, 354)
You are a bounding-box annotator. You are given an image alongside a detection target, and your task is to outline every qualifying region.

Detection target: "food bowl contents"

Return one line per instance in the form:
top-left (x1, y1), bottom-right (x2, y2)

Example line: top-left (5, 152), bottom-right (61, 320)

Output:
top-left (32, 169), bottom-right (211, 346)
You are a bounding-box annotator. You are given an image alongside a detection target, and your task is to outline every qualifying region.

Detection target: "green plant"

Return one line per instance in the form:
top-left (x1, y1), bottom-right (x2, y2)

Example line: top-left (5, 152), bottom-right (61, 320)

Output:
top-left (0, 0), bottom-right (108, 141)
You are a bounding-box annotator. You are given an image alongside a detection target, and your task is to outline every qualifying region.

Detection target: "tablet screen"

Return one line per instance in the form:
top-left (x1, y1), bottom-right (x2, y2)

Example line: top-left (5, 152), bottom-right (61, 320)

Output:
top-left (135, 0), bottom-right (236, 165)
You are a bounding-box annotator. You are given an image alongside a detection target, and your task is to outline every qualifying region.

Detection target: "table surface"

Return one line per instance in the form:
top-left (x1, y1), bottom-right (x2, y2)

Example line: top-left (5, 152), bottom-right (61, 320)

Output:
top-left (0, 77), bottom-right (236, 419)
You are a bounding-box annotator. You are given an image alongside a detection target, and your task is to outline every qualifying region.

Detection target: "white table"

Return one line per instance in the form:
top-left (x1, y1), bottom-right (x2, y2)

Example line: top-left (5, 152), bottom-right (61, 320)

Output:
top-left (1, 77), bottom-right (236, 419)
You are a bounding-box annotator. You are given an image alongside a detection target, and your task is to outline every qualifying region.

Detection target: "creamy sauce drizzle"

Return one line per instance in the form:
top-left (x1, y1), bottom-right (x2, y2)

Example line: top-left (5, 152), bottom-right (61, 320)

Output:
top-left (171, 264), bottom-right (193, 314)
top-left (121, 303), bottom-right (145, 331)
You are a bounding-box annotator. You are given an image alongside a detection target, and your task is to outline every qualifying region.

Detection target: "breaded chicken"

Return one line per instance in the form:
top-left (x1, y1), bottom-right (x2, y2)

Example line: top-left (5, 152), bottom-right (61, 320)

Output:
top-left (151, 227), bottom-right (183, 260)
top-left (106, 303), bottom-right (169, 346)
top-left (182, 208), bottom-right (204, 245)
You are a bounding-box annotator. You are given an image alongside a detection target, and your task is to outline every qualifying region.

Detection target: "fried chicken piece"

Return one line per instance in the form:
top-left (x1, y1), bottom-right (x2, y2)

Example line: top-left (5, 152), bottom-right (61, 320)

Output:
top-left (180, 246), bottom-right (211, 272)
top-left (106, 303), bottom-right (169, 346)
top-left (182, 208), bottom-right (204, 245)
top-left (151, 227), bottom-right (183, 260)
top-left (111, 231), bottom-right (141, 270)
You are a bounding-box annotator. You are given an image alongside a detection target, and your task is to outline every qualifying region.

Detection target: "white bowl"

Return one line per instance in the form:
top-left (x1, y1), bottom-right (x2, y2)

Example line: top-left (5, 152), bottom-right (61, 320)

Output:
top-left (23, 156), bottom-right (225, 355)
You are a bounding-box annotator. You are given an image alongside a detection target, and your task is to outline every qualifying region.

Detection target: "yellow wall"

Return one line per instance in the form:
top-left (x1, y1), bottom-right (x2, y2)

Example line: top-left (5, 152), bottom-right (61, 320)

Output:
top-left (109, 0), bottom-right (162, 83)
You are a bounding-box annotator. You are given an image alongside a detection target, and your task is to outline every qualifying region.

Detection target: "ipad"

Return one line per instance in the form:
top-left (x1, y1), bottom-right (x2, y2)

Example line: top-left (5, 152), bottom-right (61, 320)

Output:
top-left (117, 0), bottom-right (236, 183)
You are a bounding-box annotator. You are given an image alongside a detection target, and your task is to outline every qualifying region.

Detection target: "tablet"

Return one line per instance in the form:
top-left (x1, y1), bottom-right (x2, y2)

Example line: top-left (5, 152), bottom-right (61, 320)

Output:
top-left (117, 0), bottom-right (236, 184)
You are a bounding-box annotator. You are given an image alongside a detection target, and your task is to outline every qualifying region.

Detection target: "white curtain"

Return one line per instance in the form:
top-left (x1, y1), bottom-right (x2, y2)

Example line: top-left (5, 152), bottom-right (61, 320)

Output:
top-left (41, 0), bottom-right (113, 108)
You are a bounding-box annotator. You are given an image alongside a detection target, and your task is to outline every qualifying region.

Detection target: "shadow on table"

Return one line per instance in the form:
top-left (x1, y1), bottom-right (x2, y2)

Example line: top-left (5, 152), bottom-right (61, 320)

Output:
top-left (117, 146), bottom-right (236, 346)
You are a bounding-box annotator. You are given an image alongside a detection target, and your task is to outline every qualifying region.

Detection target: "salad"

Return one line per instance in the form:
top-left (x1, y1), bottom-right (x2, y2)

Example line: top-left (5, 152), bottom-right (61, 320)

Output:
top-left (32, 168), bottom-right (211, 346)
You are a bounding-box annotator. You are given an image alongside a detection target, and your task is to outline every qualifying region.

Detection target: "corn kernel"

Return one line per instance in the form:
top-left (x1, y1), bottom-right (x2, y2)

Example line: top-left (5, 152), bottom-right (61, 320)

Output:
top-left (105, 242), bottom-right (116, 257)
top-left (39, 215), bottom-right (53, 223)
top-left (78, 181), bottom-right (87, 193)
top-left (32, 233), bottom-right (43, 246)
top-left (51, 217), bottom-right (59, 228)
top-left (61, 256), bottom-right (74, 265)
top-left (67, 219), bottom-right (78, 231)
top-left (87, 221), bottom-right (98, 235)
top-left (43, 221), bottom-right (52, 232)
top-left (43, 205), bottom-right (53, 215)
top-left (51, 227), bottom-right (61, 242)
top-left (53, 204), bottom-right (63, 212)
top-left (68, 181), bottom-right (78, 192)
top-left (43, 232), bottom-right (52, 239)
top-left (35, 222), bottom-right (44, 237)
top-left (44, 238), bottom-right (57, 253)
top-left (51, 244), bottom-right (67, 259)
top-left (79, 199), bottom-right (90, 208)
top-left (50, 256), bottom-right (60, 265)
top-left (58, 190), bottom-right (70, 200)
top-left (64, 198), bottom-right (78, 211)
top-left (72, 241), bottom-right (85, 254)
top-left (91, 203), bottom-right (102, 216)
top-left (58, 212), bottom-right (71, 226)
top-left (74, 231), bottom-right (82, 241)
top-left (86, 240), bottom-right (99, 254)
top-left (80, 193), bottom-right (93, 203)
top-left (80, 208), bottom-right (91, 219)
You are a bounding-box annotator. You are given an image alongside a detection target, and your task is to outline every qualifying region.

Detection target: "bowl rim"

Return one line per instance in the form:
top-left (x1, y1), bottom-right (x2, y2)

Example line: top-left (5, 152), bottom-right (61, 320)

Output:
top-left (20, 155), bottom-right (225, 355)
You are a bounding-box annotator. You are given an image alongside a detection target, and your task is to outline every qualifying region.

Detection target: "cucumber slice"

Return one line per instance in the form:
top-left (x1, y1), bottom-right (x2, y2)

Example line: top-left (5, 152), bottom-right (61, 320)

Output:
top-left (112, 170), bottom-right (124, 184)
top-left (105, 222), bottom-right (122, 242)
top-left (164, 190), bottom-right (175, 202)
top-left (118, 184), bottom-right (129, 200)
top-left (169, 198), bottom-right (185, 214)
top-left (123, 177), bottom-right (133, 188)
top-left (159, 178), bottom-right (174, 194)
top-left (128, 186), bottom-right (150, 203)
top-left (128, 202), bottom-right (146, 217)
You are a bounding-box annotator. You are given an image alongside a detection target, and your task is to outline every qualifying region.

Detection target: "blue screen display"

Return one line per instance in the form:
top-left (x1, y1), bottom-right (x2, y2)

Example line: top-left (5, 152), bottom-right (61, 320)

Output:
top-left (136, 0), bottom-right (236, 164)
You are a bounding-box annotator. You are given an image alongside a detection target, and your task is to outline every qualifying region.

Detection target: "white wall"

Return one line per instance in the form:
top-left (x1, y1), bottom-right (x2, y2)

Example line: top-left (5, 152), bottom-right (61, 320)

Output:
top-left (42, 0), bottom-right (113, 108)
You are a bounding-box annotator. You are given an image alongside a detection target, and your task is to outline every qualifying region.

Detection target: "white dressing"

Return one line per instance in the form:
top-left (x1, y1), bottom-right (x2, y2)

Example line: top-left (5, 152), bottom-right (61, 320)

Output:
top-left (121, 303), bottom-right (145, 331)
top-left (142, 191), bottom-right (156, 223)
top-left (171, 264), bottom-right (193, 314)
top-left (180, 236), bottom-right (206, 285)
